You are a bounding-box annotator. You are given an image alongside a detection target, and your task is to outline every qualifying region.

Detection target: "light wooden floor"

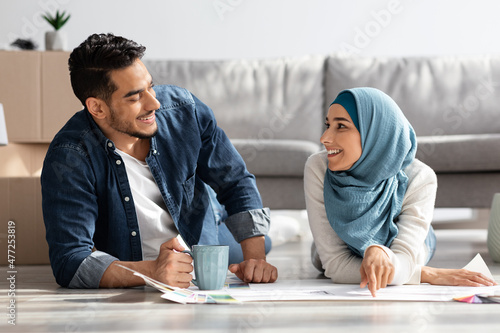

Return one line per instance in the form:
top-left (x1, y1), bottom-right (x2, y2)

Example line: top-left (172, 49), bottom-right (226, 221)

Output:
top-left (1, 226), bottom-right (500, 332)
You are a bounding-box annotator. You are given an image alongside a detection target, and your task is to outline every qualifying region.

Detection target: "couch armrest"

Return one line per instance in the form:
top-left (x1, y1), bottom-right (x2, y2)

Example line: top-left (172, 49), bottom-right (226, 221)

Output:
top-left (417, 133), bottom-right (500, 172)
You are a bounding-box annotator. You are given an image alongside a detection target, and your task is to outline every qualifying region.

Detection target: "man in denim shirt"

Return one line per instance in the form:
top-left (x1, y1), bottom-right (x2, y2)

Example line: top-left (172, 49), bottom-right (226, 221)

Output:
top-left (41, 33), bottom-right (277, 288)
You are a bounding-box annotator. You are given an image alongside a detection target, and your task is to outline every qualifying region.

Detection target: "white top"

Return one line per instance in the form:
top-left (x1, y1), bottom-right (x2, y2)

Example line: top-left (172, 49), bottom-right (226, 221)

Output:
top-left (304, 150), bottom-right (437, 285)
top-left (116, 149), bottom-right (178, 260)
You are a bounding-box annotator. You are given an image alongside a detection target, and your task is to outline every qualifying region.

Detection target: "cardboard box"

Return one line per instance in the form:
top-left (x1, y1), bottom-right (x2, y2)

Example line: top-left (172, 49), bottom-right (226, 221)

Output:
top-left (0, 144), bottom-right (50, 265)
top-left (0, 143), bottom-right (48, 177)
top-left (0, 51), bottom-right (42, 142)
top-left (0, 177), bottom-right (49, 265)
top-left (0, 50), bottom-right (79, 265)
top-left (0, 51), bottom-right (81, 143)
top-left (41, 52), bottom-right (83, 141)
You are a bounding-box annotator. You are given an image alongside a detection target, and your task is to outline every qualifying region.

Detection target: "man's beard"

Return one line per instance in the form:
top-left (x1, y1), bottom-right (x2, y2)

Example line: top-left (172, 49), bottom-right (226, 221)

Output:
top-left (109, 108), bottom-right (158, 139)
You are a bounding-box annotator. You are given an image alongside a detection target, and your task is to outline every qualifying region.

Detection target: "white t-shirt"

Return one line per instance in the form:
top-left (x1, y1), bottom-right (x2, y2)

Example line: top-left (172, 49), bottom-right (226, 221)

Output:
top-left (116, 149), bottom-right (178, 260)
top-left (304, 150), bottom-right (437, 285)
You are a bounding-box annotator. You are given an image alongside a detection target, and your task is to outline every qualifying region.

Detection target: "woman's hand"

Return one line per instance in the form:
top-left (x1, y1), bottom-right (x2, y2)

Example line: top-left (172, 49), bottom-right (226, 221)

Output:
top-left (421, 266), bottom-right (497, 287)
top-left (360, 246), bottom-right (395, 297)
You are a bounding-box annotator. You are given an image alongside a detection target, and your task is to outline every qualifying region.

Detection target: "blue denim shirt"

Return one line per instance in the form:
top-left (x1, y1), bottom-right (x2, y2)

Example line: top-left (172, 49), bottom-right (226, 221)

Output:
top-left (41, 85), bottom-right (270, 288)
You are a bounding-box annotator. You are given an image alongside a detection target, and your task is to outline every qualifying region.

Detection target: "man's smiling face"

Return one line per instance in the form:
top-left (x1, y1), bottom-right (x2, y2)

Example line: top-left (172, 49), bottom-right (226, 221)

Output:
top-left (103, 59), bottom-right (161, 140)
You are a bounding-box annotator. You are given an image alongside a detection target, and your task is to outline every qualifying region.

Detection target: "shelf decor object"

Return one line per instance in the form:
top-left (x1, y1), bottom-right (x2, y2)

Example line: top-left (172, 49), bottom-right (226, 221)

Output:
top-left (43, 10), bottom-right (71, 51)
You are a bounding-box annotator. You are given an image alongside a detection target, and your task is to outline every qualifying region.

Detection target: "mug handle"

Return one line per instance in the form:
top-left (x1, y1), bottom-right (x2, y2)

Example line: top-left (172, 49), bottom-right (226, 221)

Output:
top-left (181, 250), bottom-right (198, 287)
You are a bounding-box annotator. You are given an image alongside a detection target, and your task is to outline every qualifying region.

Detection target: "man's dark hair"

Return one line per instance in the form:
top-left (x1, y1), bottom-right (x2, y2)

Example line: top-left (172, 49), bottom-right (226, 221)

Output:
top-left (68, 33), bottom-right (146, 106)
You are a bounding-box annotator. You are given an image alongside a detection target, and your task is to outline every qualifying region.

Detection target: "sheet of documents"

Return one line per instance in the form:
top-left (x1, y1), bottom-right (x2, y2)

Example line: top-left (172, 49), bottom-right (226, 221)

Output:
top-left (229, 253), bottom-right (499, 302)
top-left (462, 253), bottom-right (495, 280)
top-left (118, 253), bottom-right (499, 304)
top-left (229, 279), bottom-right (499, 302)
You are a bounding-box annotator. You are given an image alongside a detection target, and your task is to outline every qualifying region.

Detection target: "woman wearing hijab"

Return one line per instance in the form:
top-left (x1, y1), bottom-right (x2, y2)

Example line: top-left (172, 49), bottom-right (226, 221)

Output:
top-left (305, 87), bottom-right (496, 297)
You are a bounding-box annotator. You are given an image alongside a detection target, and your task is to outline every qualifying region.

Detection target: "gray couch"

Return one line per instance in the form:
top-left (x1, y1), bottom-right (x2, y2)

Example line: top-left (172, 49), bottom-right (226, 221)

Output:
top-left (144, 54), bottom-right (500, 210)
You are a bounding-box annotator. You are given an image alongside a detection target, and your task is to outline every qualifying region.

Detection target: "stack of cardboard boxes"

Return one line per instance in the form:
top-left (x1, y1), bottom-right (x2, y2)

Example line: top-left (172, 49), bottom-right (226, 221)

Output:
top-left (0, 51), bottom-right (81, 265)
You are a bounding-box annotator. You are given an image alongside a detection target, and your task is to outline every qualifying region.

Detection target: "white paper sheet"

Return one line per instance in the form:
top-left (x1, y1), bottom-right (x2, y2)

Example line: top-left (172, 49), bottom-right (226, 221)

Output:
top-left (462, 253), bottom-right (495, 280)
top-left (228, 253), bottom-right (499, 302)
top-left (117, 254), bottom-right (499, 304)
top-left (229, 279), bottom-right (500, 302)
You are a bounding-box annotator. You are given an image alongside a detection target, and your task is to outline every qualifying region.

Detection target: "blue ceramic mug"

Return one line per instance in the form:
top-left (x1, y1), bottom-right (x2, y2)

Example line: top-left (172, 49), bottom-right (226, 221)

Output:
top-left (183, 245), bottom-right (229, 290)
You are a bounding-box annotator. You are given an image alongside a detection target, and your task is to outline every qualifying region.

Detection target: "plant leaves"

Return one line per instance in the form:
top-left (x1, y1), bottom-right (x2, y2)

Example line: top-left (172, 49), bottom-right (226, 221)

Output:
top-left (43, 10), bottom-right (71, 30)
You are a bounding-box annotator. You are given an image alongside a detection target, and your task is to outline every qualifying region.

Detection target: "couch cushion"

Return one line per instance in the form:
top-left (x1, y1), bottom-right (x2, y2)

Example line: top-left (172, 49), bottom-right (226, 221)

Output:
top-left (325, 54), bottom-right (500, 136)
top-left (416, 133), bottom-right (500, 172)
top-left (231, 139), bottom-right (321, 177)
top-left (144, 56), bottom-right (326, 142)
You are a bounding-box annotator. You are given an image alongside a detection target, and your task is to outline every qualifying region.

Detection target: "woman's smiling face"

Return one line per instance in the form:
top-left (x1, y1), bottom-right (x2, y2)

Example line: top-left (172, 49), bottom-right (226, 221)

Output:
top-left (320, 103), bottom-right (362, 172)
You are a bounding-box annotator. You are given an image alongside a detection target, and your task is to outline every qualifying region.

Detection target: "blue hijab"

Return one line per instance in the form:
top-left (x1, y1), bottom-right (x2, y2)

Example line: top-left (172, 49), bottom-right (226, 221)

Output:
top-left (323, 88), bottom-right (417, 257)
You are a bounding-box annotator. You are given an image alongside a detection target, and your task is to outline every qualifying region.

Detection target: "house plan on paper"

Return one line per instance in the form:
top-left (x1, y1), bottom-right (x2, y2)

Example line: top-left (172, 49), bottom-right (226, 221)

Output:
top-left (227, 278), bottom-right (500, 302)
top-left (118, 254), bottom-right (499, 304)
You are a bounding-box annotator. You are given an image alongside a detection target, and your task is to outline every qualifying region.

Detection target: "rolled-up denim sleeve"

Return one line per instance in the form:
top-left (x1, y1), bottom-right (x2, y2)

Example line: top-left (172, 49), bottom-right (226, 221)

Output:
top-left (68, 251), bottom-right (118, 289)
top-left (224, 207), bottom-right (270, 243)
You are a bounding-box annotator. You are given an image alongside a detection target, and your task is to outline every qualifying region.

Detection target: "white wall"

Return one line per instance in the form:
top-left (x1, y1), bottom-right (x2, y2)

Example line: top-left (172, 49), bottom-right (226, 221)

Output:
top-left (1, 0), bottom-right (500, 60)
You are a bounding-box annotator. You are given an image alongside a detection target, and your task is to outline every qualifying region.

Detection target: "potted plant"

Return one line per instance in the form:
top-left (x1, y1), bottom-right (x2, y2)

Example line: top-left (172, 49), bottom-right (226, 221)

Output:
top-left (43, 10), bottom-right (71, 51)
